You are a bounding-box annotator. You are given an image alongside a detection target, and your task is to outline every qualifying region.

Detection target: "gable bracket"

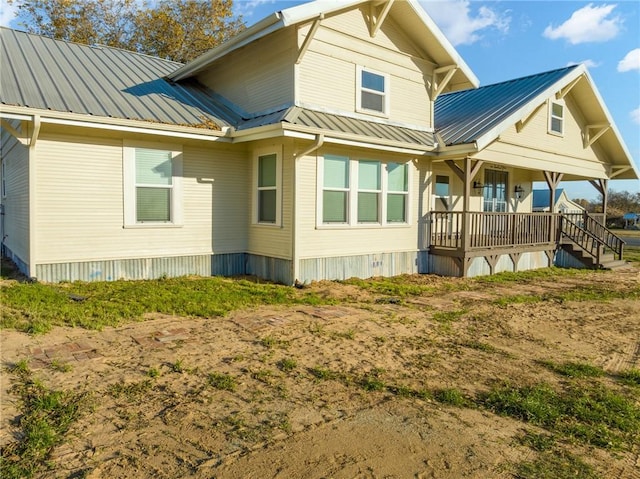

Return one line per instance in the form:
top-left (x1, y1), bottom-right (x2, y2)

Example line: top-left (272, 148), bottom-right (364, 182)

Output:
top-left (515, 103), bottom-right (545, 133)
top-left (0, 119), bottom-right (26, 145)
top-left (555, 75), bottom-right (583, 100)
top-left (369, 0), bottom-right (395, 37)
top-left (296, 14), bottom-right (324, 65)
top-left (583, 123), bottom-right (610, 148)
top-left (432, 65), bottom-right (457, 101)
top-left (610, 166), bottom-right (631, 179)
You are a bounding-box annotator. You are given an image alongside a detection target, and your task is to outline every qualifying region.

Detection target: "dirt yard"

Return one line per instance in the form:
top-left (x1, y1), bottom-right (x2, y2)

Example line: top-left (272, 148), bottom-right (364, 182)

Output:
top-left (1, 266), bottom-right (639, 478)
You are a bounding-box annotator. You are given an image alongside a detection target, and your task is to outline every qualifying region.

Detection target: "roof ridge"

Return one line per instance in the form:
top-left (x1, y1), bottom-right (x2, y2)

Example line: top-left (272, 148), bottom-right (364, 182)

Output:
top-left (0, 26), bottom-right (184, 67)
top-left (440, 64), bottom-right (579, 96)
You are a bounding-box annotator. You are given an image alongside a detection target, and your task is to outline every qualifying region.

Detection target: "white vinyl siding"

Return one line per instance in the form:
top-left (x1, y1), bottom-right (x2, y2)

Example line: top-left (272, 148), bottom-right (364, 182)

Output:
top-left (34, 132), bottom-right (249, 264)
top-left (296, 8), bottom-right (433, 127)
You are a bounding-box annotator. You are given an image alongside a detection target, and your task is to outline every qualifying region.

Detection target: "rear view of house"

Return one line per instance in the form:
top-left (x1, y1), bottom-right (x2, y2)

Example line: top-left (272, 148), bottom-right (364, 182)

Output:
top-left (1, 0), bottom-right (637, 283)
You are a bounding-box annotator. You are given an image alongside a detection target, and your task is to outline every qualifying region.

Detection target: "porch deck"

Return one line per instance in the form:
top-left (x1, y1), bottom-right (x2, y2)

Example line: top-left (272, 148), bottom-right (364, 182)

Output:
top-left (428, 211), bottom-right (624, 276)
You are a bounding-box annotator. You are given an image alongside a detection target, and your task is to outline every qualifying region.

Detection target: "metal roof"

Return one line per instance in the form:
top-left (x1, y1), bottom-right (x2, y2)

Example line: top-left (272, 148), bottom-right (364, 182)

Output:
top-left (0, 27), bottom-right (236, 129)
top-left (238, 106), bottom-right (435, 148)
top-left (435, 65), bottom-right (579, 146)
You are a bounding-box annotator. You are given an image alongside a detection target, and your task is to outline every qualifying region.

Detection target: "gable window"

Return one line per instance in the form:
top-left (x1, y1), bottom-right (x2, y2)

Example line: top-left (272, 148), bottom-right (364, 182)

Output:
top-left (549, 101), bottom-right (564, 135)
top-left (255, 151), bottom-right (281, 225)
top-left (319, 156), bottom-right (409, 227)
top-left (357, 66), bottom-right (389, 116)
top-left (124, 143), bottom-right (183, 227)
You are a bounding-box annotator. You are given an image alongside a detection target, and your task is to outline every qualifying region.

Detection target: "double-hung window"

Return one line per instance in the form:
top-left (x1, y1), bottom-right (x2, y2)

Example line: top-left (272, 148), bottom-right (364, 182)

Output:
top-left (124, 143), bottom-right (182, 227)
top-left (358, 161), bottom-right (381, 223)
top-left (323, 155), bottom-right (349, 223)
top-left (320, 156), bottom-right (409, 227)
top-left (386, 163), bottom-right (408, 223)
top-left (255, 151), bottom-right (281, 225)
top-left (357, 66), bottom-right (389, 116)
top-left (549, 101), bottom-right (564, 135)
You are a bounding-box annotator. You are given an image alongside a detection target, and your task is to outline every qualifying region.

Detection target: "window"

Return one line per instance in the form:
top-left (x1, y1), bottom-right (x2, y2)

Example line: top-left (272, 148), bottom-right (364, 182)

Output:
top-left (386, 163), bottom-right (408, 223)
top-left (123, 143), bottom-right (183, 227)
top-left (320, 156), bottom-right (409, 226)
top-left (549, 101), bottom-right (564, 135)
top-left (323, 155), bottom-right (349, 223)
top-left (357, 66), bottom-right (389, 116)
top-left (254, 151), bottom-right (281, 225)
top-left (434, 175), bottom-right (450, 197)
top-left (358, 161), bottom-right (381, 223)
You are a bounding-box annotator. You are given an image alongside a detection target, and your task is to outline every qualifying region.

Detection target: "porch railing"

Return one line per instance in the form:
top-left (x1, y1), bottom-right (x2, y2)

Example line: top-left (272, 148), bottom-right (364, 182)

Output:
top-left (430, 212), bottom-right (559, 250)
top-left (560, 213), bottom-right (624, 261)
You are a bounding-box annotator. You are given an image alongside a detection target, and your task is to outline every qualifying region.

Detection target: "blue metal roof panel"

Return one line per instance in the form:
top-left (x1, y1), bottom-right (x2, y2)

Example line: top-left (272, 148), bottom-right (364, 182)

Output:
top-left (435, 66), bottom-right (579, 145)
top-left (0, 28), bottom-right (237, 129)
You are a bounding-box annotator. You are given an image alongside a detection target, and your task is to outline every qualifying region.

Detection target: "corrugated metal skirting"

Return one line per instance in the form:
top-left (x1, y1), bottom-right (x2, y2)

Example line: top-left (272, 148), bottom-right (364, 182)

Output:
top-left (299, 251), bottom-right (418, 283)
top-left (554, 249), bottom-right (586, 269)
top-left (246, 254), bottom-right (293, 285)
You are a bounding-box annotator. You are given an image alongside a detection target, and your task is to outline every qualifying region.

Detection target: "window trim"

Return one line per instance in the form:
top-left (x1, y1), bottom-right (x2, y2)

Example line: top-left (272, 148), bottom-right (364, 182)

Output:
top-left (356, 66), bottom-right (390, 117)
top-left (253, 149), bottom-right (282, 227)
top-left (317, 155), bottom-right (410, 229)
top-left (123, 141), bottom-right (183, 228)
top-left (548, 100), bottom-right (564, 136)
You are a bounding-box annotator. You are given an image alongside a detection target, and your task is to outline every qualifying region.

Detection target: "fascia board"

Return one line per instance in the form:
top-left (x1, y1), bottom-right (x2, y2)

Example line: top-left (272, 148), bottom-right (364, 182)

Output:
top-left (0, 106), bottom-right (231, 141)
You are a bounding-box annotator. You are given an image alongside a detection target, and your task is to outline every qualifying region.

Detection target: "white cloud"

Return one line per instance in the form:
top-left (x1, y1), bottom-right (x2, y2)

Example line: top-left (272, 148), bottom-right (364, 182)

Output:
top-left (618, 49), bottom-right (640, 72)
top-left (566, 59), bottom-right (601, 69)
top-left (421, 0), bottom-right (511, 46)
top-left (543, 3), bottom-right (622, 44)
top-left (0, 0), bottom-right (19, 28)
top-left (632, 107), bottom-right (640, 125)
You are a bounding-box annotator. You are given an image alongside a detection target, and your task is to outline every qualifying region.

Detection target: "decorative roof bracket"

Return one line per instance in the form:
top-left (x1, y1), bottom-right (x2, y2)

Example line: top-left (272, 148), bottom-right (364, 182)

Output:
top-left (296, 14), bottom-right (324, 65)
top-left (0, 119), bottom-right (26, 145)
top-left (515, 103), bottom-right (545, 133)
top-left (369, 0), bottom-right (395, 37)
top-left (555, 75), bottom-right (582, 100)
top-left (583, 123), bottom-right (610, 148)
top-left (432, 65), bottom-right (457, 101)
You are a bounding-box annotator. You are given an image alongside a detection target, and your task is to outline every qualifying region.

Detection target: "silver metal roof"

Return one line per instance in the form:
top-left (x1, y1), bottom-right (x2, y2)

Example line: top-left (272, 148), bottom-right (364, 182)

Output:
top-left (435, 66), bottom-right (579, 146)
top-left (0, 27), bottom-right (237, 129)
top-left (238, 106), bottom-right (435, 147)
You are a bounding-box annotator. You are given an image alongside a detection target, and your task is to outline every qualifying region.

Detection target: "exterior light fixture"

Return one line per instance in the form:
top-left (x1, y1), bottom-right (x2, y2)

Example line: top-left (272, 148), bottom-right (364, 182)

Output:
top-left (514, 185), bottom-right (525, 199)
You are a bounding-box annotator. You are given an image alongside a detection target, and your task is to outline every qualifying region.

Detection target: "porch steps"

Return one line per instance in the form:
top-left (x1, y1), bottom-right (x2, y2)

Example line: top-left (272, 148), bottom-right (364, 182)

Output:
top-left (561, 242), bottom-right (629, 270)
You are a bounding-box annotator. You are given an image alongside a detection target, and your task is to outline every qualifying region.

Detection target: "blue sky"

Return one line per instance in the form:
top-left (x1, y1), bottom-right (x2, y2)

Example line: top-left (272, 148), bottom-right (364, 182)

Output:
top-left (2, 0), bottom-right (638, 200)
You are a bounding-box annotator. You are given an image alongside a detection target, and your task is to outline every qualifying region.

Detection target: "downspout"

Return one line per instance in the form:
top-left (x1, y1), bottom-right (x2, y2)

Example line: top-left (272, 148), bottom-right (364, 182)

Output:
top-left (292, 134), bottom-right (324, 284)
top-left (28, 114), bottom-right (41, 279)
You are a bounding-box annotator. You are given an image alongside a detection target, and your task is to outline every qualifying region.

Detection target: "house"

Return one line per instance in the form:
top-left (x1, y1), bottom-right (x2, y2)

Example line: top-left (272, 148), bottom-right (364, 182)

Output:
top-left (623, 213), bottom-right (640, 229)
top-left (1, 0), bottom-right (637, 283)
top-left (532, 189), bottom-right (585, 214)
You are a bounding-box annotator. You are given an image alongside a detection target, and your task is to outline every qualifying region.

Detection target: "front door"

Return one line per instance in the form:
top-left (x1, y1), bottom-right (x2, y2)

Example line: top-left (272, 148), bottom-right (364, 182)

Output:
top-left (483, 169), bottom-right (508, 212)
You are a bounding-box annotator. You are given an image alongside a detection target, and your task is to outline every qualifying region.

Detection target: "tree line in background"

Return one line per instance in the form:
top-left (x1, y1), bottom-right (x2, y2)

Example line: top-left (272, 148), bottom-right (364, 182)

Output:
top-left (574, 190), bottom-right (640, 218)
top-left (6, 0), bottom-right (245, 63)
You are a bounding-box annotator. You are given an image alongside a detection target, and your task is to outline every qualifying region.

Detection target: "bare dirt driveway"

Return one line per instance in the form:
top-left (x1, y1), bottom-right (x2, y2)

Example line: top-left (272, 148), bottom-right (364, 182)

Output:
top-left (1, 266), bottom-right (639, 478)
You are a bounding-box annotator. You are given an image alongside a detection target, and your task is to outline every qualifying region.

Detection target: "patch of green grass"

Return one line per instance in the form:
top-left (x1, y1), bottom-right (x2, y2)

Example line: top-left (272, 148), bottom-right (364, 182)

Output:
top-left (146, 367), bottom-right (160, 378)
top-left (108, 380), bottom-right (153, 399)
top-left (474, 267), bottom-right (585, 284)
top-left (432, 309), bottom-right (467, 323)
top-left (332, 329), bottom-right (356, 340)
top-left (618, 368), bottom-right (640, 387)
top-left (483, 382), bottom-right (640, 449)
top-left (49, 360), bottom-right (72, 373)
top-left (541, 360), bottom-right (604, 378)
top-left (170, 360), bottom-right (184, 373)
top-left (623, 246), bottom-right (640, 264)
top-left (460, 340), bottom-right (500, 354)
top-left (515, 451), bottom-right (599, 479)
top-left (519, 431), bottom-right (556, 452)
top-left (341, 276), bottom-right (435, 297)
top-left (0, 368), bottom-right (89, 478)
top-left (359, 369), bottom-right (385, 392)
top-left (208, 372), bottom-right (237, 392)
top-left (433, 388), bottom-right (470, 407)
top-left (309, 366), bottom-right (338, 381)
top-left (277, 358), bottom-right (297, 372)
top-left (0, 276), bottom-right (332, 334)
top-left (252, 369), bottom-right (275, 384)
